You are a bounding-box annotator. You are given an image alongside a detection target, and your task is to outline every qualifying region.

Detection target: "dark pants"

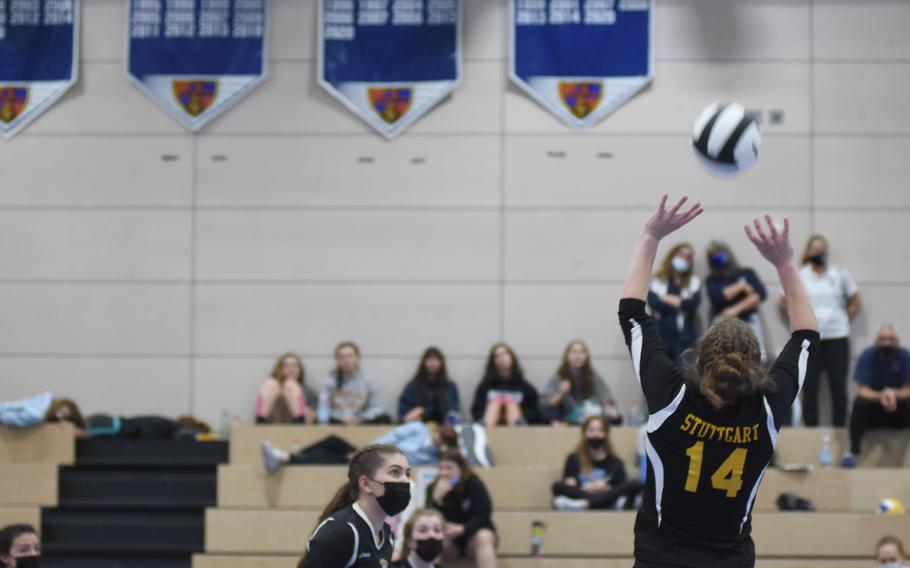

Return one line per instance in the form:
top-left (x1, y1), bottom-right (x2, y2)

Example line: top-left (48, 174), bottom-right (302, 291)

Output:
top-left (848, 397), bottom-right (910, 454)
top-left (552, 480), bottom-right (644, 510)
top-left (288, 435), bottom-right (357, 465)
top-left (802, 337), bottom-right (849, 426)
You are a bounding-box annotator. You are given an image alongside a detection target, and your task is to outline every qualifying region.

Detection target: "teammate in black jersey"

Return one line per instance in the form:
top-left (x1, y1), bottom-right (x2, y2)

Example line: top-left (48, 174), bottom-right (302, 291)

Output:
top-left (618, 196), bottom-right (819, 568)
top-left (300, 444), bottom-right (411, 568)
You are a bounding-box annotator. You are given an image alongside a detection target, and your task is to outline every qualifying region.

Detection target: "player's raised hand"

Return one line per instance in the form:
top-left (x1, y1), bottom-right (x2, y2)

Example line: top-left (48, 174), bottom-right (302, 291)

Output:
top-left (643, 194), bottom-right (703, 241)
top-left (745, 215), bottom-right (793, 269)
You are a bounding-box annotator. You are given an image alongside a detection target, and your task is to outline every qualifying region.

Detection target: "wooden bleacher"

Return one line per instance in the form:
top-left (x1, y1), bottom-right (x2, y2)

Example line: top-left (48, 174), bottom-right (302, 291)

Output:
top-left (198, 424), bottom-right (910, 566)
top-left (0, 423), bottom-right (74, 530)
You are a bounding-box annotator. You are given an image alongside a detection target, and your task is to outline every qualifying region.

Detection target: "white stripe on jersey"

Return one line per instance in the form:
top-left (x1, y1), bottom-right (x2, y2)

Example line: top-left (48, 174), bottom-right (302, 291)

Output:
top-left (645, 436), bottom-right (665, 526)
top-left (763, 397), bottom-right (779, 449)
top-left (740, 465), bottom-right (768, 534)
top-left (742, 396), bottom-right (782, 534)
top-left (629, 318), bottom-right (643, 385)
top-left (307, 516), bottom-right (334, 553)
top-left (796, 338), bottom-right (811, 395)
top-left (346, 522), bottom-right (359, 568)
top-left (647, 384), bottom-right (687, 434)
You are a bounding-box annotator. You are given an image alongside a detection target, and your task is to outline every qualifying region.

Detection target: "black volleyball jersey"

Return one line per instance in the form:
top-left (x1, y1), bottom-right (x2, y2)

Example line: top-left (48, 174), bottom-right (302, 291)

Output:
top-left (302, 503), bottom-right (394, 568)
top-left (619, 298), bottom-right (818, 568)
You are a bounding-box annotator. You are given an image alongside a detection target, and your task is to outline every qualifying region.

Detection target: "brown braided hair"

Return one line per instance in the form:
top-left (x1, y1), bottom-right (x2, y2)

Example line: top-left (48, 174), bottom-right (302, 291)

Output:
top-left (686, 318), bottom-right (774, 409)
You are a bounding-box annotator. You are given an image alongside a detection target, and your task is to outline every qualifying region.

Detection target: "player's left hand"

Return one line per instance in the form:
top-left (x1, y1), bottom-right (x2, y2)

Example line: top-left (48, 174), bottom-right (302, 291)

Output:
top-left (643, 194), bottom-right (703, 241)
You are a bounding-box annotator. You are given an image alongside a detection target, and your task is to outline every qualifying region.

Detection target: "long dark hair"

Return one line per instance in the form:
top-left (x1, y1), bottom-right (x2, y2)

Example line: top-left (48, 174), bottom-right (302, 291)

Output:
top-left (44, 399), bottom-right (86, 430)
top-left (482, 343), bottom-right (525, 385)
top-left (298, 444), bottom-right (404, 567)
top-left (556, 340), bottom-right (595, 399)
top-left (685, 318), bottom-right (775, 410)
top-left (333, 341), bottom-right (360, 391)
top-left (429, 450), bottom-right (476, 497)
top-left (412, 347), bottom-right (451, 415)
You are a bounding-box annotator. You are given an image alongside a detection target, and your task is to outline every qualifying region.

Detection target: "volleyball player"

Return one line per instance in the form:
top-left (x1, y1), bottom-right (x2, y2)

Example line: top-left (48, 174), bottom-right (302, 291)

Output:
top-left (618, 195), bottom-right (818, 567)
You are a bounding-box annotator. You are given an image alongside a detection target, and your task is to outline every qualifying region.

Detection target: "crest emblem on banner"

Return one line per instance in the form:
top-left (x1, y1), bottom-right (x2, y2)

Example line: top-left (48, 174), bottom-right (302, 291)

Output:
top-left (173, 80), bottom-right (218, 117)
top-left (368, 87), bottom-right (413, 124)
top-left (0, 88), bottom-right (29, 124)
top-left (559, 82), bottom-right (603, 119)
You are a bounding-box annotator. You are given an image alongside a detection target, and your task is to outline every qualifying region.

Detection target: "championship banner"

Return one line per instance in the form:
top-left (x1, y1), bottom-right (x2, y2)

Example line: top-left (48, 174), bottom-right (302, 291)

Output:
top-left (126, 0), bottom-right (267, 131)
top-left (319, 0), bottom-right (461, 139)
top-left (0, 0), bottom-right (78, 140)
top-left (510, 0), bottom-right (652, 130)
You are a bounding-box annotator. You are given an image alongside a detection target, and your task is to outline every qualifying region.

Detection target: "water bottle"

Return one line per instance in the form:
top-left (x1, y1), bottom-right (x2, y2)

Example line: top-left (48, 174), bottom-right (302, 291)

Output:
top-left (218, 410), bottom-right (231, 440)
top-left (317, 392), bottom-right (331, 425)
top-left (530, 520), bottom-right (545, 558)
top-left (819, 429), bottom-right (833, 468)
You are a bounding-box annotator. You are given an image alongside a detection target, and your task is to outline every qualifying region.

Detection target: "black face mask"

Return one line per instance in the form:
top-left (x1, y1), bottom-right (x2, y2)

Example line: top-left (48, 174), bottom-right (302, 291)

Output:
top-left (370, 480), bottom-right (411, 517)
top-left (879, 346), bottom-right (898, 359)
top-left (415, 538), bottom-right (444, 562)
top-left (808, 253), bottom-right (827, 267)
top-left (14, 556), bottom-right (40, 568)
top-left (586, 437), bottom-right (606, 450)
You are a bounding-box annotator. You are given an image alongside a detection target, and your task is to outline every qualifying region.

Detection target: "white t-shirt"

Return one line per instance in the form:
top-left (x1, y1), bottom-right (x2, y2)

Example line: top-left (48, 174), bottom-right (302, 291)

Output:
top-left (799, 264), bottom-right (859, 340)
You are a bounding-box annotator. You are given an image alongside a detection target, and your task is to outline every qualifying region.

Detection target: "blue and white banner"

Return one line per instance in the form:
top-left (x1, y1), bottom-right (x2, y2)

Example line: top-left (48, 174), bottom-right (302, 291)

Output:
top-left (510, 0), bottom-right (653, 130)
top-left (0, 0), bottom-right (78, 140)
top-left (319, 0), bottom-right (462, 139)
top-left (126, 0), bottom-right (267, 131)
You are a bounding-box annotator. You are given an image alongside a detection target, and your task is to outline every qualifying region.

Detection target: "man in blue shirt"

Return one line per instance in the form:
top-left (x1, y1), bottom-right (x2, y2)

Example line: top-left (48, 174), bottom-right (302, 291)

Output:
top-left (842, 325), bottom-right (910, 467)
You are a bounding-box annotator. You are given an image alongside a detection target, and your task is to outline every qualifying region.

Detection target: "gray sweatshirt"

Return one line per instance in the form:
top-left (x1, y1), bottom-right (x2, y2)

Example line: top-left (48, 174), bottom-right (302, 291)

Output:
top-left (318, 369), bottom-right (384, 423)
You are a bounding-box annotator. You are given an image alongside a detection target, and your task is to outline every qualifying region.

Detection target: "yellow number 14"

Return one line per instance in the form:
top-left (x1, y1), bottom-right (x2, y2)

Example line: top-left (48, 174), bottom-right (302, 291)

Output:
top-left (684, 441), bottom-right (747, 498)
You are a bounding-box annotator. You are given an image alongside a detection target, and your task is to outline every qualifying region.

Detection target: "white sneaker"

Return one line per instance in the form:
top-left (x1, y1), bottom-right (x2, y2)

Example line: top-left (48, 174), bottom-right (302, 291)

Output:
top-left (553, 495), bottom-right (588, 511)
top-left (261, 440), bottom-right (281, 475)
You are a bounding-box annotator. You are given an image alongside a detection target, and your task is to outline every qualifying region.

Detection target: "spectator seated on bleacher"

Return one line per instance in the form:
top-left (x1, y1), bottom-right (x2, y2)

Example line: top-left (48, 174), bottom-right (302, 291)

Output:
top-left (876, 535), bottom-right (907, 567)
top-left (541, 340), bottom-right (621, 425)
top-left (551, 415), bottom-right (643, 511)
top-left (0, 524), bottom-right (40, 568)
top-left (471, 343), bottom-right (541, 427)
top-left (841, 325), bottom-right (910, 468)
top-left (317, 341), bottom-right (391, 426)
top-left (392, 509), bottom-right (446, 568)
top-left (261, 423), bottom-right (459, 474)
top-left (398, 347), bottom-right (461, 424)
top-left (426, 451), bottom-right (497, 568)
top-left (255, 352), bottom-right (317, 425)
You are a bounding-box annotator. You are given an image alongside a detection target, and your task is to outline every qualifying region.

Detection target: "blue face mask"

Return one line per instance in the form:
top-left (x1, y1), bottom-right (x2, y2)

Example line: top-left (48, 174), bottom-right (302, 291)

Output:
top-left (449, 475), bottom-right (460, 487)
top-left (710, 252), bottom-right (730, 269)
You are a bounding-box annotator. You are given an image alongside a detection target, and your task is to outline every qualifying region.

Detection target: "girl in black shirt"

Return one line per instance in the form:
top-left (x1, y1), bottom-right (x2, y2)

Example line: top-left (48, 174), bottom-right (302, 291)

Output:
top-left (426, 451), bottom-right (497, 568)
top-left (552, 415), bottom-right (643, 510)
top-left (392, 509), bottom-right (446, 568)
top-left (300, 444), bottom-right (411, 568)
top-left (470, 342), bottom-right (541, 426)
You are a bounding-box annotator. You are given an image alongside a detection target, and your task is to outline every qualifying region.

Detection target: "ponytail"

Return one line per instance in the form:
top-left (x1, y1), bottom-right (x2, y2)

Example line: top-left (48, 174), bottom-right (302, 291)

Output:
top-left (297, 444), bottom-right (403, 567)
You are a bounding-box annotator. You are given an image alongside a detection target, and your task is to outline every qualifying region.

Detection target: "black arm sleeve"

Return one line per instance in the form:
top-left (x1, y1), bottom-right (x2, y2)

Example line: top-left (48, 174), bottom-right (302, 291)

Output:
top-left (766, 330), bottom-right (820, 429)
top-left (463, 477), bottom-right (494, 537)
top-left (618, 298), bottom-right (685, 413)
top-left (302, 518), bottom-right (355, 568)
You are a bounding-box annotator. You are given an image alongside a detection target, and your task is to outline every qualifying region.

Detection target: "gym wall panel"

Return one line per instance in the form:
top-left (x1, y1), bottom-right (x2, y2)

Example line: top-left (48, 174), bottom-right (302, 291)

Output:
top-left (207, 62), bottom-right (503, 135)
top-left (504, 62), bottom-right (811, 134)
top-left (815, 137), bottom-right (910, 209)
top-left (26, 63), bottom-right (184, 134)
top-left (655, 0), bottom-right (810, 61)
top-left (192, 356), bottom-right (487, 424)
top-left (815, 212), bottom-right (909, 283)
top-left (0, 211), bottom-right (191, 280)
top-left (269, 0), bottom-right (316, 62)
top-left (81, 0), bottom-right (123, 61)
top-left (504, 135), bottom-right (811, 208)
top-left (193, 284), bottom-right (500, 357)
top-left (813, 0), bottom-right (910, 61)
top-left (814, 63), bottom-right (910, 133)
top-left (196, 135), bottom-right (500, 208)
top-left (464, 0), bottom-right (506, 61)
top-left (0, 137), bottom-right (193, 207)
top-left (503, 209), bottom-right (813, 284)
top-left (0, 284), bottom-right (191, 355)
top-left (0, 358), bottom-right (191, 418)
top-left (195, 210), bottom-right (500, 281)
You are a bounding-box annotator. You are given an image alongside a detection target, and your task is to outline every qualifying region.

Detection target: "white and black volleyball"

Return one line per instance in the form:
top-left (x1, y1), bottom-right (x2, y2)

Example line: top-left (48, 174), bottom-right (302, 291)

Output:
top-left (692, 102), bottom-right (761, 174)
